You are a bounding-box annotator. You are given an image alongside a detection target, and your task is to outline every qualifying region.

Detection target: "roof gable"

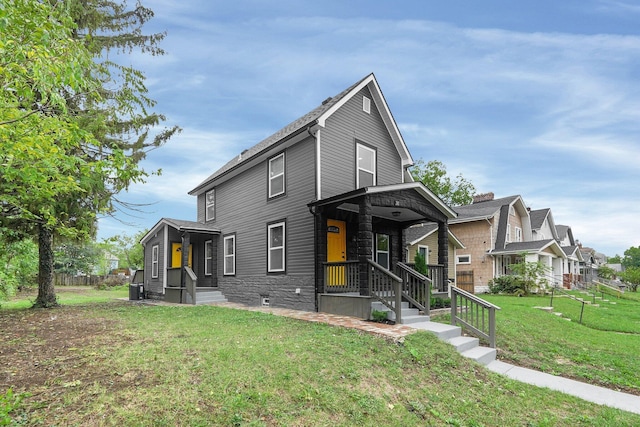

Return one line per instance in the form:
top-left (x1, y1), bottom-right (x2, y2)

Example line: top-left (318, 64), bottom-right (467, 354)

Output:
top-left (189, 73), bottom-right (413, 196)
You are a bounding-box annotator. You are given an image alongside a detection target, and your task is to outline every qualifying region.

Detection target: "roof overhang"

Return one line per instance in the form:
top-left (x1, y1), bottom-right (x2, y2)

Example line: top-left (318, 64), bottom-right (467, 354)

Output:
top-left (317, 74), bottom-right (413, 169)
top-left (140, 218), bottom-right (221, 245)
top-left (308, 182), bottom-right (457, 221)
top-left (490, 239), bottom-right (566, 258)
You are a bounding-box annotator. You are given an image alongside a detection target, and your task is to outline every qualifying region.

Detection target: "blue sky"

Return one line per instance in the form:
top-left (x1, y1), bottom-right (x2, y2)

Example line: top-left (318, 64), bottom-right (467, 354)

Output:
top-left (98, 0), bottom-right (640, 257)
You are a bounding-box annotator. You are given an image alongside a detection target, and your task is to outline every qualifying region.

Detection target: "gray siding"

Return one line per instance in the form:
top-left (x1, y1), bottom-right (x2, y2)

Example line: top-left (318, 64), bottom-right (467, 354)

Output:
top-left (143, 227), bottom-right (165, 297)
top-left (321, 86), bottom-right (403, 199)
top-left (207, 136), bottom-right (317, 309)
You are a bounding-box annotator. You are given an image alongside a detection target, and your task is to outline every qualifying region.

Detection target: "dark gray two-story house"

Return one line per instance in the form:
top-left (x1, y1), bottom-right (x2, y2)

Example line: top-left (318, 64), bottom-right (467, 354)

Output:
top-left (140, 73), bottom-right (456, 321)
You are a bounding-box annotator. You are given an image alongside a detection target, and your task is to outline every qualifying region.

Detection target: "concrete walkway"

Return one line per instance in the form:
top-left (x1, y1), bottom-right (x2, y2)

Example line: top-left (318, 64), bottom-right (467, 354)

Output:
top-left (138, 299), bottom-right (640, 415)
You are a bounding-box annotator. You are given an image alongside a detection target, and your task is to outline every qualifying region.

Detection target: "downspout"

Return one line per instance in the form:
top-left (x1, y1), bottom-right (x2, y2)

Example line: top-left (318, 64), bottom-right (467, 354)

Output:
top-left (308, 205), bottom-right (320, 312)
top-left (308, 125), bottom-right (321, 200)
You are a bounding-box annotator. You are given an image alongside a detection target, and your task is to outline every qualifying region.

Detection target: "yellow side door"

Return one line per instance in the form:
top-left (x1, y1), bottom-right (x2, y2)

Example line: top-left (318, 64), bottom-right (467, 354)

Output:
top-left (171, 243), bottom-right (193, 268)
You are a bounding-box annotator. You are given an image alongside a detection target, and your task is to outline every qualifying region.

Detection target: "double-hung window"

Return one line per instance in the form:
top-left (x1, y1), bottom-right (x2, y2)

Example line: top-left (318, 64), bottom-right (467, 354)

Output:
top-left (205, 189), bottom-right (215, 221)
top-left (223, 235), bottom-right (235, 276)
top-left (268, 222), bottom-right (285, 272)
top-left (269, 153), bottom-right (285, 198)
top-left (376, 233), bottom-right (389, 269)
top-left (151, 245), bottom-right (159, 278)
top-left (204, 240), bottom-right (213, 276)
top-left (356, 143), bottom-right (376, 188)
top-left (515, 227), bottom-right (522, 242)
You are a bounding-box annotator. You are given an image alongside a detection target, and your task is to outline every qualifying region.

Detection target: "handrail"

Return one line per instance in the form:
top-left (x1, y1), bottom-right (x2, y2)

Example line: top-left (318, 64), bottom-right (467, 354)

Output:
top-left (593, 279), bottom-right (624, 295)
top-left (184, 266), bottom-right (197, 305)
top-left (368, 260), bottom-right (403, 324)
top-left (396, 262), bottom-right (431, 315)
top-left (451, 286), bottom-right (501, 348)
top-left (549, 286), bottom-right (586, 323)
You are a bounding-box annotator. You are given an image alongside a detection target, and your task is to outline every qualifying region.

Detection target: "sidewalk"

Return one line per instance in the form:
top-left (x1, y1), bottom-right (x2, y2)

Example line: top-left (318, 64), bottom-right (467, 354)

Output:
top-left (214, 301), bottom-right (640, 415)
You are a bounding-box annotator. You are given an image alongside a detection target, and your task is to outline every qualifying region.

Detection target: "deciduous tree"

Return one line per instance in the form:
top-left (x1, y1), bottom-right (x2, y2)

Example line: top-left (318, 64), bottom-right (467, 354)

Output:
top-left (410, 159), bottom-right (476, 206)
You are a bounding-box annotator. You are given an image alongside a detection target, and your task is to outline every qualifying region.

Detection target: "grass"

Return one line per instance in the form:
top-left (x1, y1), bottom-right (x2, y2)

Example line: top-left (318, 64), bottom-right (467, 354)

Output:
top-left (0, 285), bottom-right (128, 309)
top-left (1, 287), bottom-right (639, 425)
top-left (443, 293), bottom-right (640, 395)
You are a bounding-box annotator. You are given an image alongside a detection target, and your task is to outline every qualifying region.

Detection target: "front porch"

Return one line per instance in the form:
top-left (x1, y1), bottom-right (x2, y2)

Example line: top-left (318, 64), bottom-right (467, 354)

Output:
top-left (308, 183), bottom-right (457, 323)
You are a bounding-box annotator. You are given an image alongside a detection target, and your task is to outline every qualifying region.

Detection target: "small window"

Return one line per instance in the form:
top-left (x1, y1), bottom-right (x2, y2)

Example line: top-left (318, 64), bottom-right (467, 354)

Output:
top-left (356, 143), bottom-right (376, 188)
top-left (515, 227), bottom-right (522, 242)
top-left (151, 245), bottom-right (159, 278)
top-left (223, 235), bottom-right (235, 276)
top-left (363, 96), bottom-right (371, 114)
top-left (509, 205), bottom-right (515, 216)
top-left (376, 233), bottom-right (389, 269)
top-left (506, 223), bottom-right (511, 243)
top-left (268, 222), bottom-right (285, 272)
top-left (204, 240), bottom-right (213, 276)
top-left (269, 153), bottom-right (285, 198)
top-left (456, 255), bottom-right (471, 265)
top-left (205, 189), bottom-right (215, 221)
top-left (418, 245), bottom-right (429, 263)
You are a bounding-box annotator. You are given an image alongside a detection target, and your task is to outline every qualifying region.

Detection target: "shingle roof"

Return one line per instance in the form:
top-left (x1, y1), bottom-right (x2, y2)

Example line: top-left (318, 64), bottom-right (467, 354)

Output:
top-left (529, 208), bottom-right (550, 230)
top-left (189, 74), bottom-right (372, 195)
top-left (556, 225), bottom-right (569, 240)
top-left (452, 195), bottom-right (520, 221)
top-left (405, 223), bottom-right (438, 244)
top-left (140, 217), bottom-right (220, 244)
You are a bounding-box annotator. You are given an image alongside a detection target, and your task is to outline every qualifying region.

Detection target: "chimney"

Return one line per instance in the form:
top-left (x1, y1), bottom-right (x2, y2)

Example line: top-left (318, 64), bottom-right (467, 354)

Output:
top-left (472, 192), bottom-right (494, 203)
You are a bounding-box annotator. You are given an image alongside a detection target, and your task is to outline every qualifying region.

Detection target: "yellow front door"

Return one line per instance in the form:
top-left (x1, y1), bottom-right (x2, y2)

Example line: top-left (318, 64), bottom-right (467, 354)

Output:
top-left (171, 243), bottom-right (193, 268)
top-left (327, 219), bottom-right (346, 286)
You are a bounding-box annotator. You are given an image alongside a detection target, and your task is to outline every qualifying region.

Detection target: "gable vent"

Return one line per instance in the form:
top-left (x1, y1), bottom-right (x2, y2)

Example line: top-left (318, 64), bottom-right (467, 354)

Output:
top-left (363, 96), bottom-right (371, 114)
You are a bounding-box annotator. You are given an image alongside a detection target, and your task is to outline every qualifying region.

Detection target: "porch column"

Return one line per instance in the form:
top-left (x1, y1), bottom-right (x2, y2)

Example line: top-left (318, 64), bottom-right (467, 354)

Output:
top-left (437, 221), bottom-right (449, 289)
top-left (358, 196), bottom-right (373, 296)
top-left (180, 231), bottom-right (191, 290)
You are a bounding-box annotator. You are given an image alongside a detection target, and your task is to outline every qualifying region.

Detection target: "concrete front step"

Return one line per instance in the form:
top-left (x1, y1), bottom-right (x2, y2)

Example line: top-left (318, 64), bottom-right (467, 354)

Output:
top-left (195, 290), bottom-right (228, 305)
top-left (448, 335), bottom-right (480, 353)
top-left (461, 346), bottom-right (497, 366)
top-left (410, 321), bottom-right (496, 365)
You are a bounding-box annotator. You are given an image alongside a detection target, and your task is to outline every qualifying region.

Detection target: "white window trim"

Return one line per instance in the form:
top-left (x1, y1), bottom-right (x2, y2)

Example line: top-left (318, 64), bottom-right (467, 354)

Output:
top-left (204, 240), bottom-right (213, 276)
top-left (418, 245), bottom-right (429, 262)
top-left (223, 235), bottom-right (235, 276)
top-left (356, 143), bottom-right (376, 188)
top-left (268, 222), bottom-right (285, 272)
top-left (205, 189), bottom-right (215, 221)
top-left (268, 153), bottom-right (285, 198)
top-left (362, 96), bottom-right (371, 114)
top-left (456, 255), bottom-right (471, 265)
top-left (515, 227), bottom-right (522, 242)
top-left (506, 223), bottom-right (511, 243)
top-left (151, 244), bottom-right (159, 278)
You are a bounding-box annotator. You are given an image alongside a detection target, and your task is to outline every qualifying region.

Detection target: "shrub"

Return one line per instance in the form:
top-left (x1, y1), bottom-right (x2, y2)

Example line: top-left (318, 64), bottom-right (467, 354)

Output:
top-left (371, 309), bottom-right (388, 322)
top-left (414, 252), bottom-right (428, 276)
top-left (488, 275), bottom-right (526, 295)
top-left (430, 297), bottom-right (451, 309)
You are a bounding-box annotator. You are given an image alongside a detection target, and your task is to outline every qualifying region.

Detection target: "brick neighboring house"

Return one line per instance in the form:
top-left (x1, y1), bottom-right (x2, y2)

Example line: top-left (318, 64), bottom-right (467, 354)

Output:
top-left (448, 193), bottom-right (566, 293)
top-left (139, 73), bottom-right (456, 320)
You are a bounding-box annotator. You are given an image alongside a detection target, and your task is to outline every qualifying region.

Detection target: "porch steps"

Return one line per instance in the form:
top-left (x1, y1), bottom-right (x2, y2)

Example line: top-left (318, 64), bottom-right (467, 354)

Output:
top-left (371, 301), bottom-right (430, 324)
top-left (410, 320), bottom-right (497, 366)
top-left (195, 289), bottom-right (228, 305)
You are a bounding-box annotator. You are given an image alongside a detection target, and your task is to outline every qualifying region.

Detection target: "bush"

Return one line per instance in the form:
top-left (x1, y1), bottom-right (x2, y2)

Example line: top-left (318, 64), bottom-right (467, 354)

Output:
top-left (94, 275), bottom-right (128, 290)
top-left (430, 297), bottom-right (451, 309)
top-left (371, 310), bottom-right (388, 322)
top-left (488, 275), bottom-right (526, 295)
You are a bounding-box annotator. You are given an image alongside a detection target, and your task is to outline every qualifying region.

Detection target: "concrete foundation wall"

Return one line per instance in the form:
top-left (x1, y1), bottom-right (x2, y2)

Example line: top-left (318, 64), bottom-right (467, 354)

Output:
top-left (318, 294), bottom-right (372, 320)
top-left (219, 275), bottom-right (315, 311)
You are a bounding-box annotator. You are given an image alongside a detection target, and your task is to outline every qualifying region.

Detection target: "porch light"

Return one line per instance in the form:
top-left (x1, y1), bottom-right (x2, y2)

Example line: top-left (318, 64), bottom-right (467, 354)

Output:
top-left (392, 211), bottom-right (401, 217)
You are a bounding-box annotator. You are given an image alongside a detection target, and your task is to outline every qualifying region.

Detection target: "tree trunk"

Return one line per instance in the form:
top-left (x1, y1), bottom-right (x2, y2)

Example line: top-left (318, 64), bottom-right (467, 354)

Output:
top-left (34, 223), bottom-right (58, 308)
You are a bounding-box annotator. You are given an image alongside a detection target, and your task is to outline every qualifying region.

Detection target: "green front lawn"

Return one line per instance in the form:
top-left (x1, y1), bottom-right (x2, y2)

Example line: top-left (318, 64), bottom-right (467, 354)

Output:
top-left (474, 294), bottom-right (640, 395)
top-left (1, 288), bottom-right (638, 425)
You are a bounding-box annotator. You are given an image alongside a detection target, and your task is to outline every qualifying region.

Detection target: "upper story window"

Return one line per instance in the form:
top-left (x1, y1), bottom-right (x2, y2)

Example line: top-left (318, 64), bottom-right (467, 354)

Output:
top-left (269, 153), bottom-right (285, 198)
top-left (515, 227), bottom-right (522, 242)
top-left (268, 221), bottom-right (286, 272)
top-left (362, 96), bottom-right (371, 114)
top-left (509, 205), bottom-right (515, 216)
top-left (356, 143), bottom-right (376, 188)
top-left (205, 189), bottom-right (215, 221)
top-left (506, 223), bottom-right (511, 242)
